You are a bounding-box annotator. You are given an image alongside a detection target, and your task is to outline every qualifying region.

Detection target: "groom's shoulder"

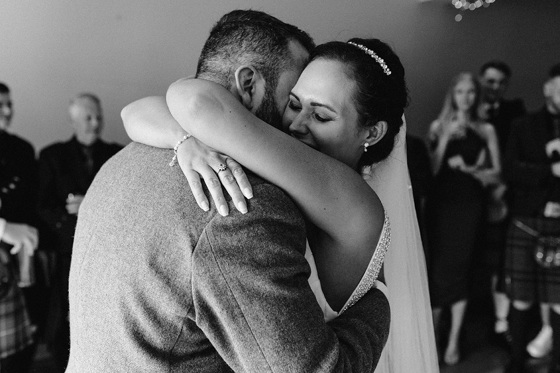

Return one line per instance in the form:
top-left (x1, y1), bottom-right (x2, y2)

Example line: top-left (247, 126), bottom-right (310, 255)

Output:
top-left (234, 171), bottom-right (304, 224)
top-left (245, 171), bottom-right (293, 203)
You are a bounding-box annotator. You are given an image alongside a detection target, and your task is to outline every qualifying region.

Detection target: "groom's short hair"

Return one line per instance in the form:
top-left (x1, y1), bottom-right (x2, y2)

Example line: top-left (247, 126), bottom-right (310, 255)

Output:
top-left (0, 82), bottom-right (10, 94)
top-left (196, 10), bottom-right (314, 92)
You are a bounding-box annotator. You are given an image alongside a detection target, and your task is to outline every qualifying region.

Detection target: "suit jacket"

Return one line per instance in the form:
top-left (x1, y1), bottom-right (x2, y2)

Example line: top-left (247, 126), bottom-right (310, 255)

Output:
top-left (485, 98), bottom-right (526, 154)
top-left (37, 136), bottom-right (122, 255)
top-left (67, 143), bottom-right (390, 373)
top-left (504, 108), bottom-right (560, 217)
top-left (0, 131), bottom-right (37, 226)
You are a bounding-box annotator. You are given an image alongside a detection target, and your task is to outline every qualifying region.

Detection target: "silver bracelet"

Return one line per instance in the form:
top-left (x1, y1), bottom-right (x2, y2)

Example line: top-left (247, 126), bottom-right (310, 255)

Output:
top-left (169, 133), bottom-right (193, 167)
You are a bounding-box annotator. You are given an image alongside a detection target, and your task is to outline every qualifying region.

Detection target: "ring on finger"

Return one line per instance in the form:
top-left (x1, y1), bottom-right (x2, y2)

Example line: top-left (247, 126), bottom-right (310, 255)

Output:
top-left (218, 163), bottom-right (228, 173)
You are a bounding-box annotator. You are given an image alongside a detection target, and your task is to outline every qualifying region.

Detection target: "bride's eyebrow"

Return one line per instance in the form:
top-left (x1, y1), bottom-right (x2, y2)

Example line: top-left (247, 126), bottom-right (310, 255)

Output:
top-left (291, 92), bottom-right (337, 113)
top-left (310, 102), bottom-right (336, 113)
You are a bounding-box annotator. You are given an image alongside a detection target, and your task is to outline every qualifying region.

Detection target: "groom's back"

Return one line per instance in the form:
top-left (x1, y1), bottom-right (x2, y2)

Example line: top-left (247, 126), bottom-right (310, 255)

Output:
top-left (66, 142), bottom-right (305, 372)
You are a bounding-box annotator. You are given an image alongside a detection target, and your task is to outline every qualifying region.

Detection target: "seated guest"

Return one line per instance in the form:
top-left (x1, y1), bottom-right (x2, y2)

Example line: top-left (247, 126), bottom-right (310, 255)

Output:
top-left (0, 82), bottom-right (39, 373)
top-left (38, 93), bottom-right (121, 371)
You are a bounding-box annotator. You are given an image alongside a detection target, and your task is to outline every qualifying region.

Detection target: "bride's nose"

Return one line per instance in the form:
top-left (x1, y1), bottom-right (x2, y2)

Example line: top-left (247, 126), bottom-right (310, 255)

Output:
top-left (288, 111), bottom-right (310, 135)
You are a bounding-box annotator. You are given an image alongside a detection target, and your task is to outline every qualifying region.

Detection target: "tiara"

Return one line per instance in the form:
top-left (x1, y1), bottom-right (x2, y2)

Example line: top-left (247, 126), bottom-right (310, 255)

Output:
top-left (348, 42), bottom-right (391, 76)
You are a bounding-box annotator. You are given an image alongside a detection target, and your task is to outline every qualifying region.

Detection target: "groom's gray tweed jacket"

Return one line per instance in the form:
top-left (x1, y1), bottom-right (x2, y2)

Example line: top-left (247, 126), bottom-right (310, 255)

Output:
top-left (66, 143), bottom-right (390, 373)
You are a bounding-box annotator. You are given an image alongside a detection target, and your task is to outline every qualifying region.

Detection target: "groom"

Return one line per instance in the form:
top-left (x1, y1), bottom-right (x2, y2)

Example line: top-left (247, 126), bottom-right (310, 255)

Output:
top-left (66, 10), bottom-right (390, 372)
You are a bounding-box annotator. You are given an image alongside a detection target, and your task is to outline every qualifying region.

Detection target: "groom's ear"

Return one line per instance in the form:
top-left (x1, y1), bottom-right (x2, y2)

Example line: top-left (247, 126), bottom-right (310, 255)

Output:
top-left (365, 120), bottom-right (388, 145)
top-left (233, 65), bottom-right (266, 112)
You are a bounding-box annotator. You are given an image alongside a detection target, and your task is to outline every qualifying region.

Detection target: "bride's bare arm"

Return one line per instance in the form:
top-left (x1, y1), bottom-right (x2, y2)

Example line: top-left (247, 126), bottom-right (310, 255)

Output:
top-left (122, 96), bottom-right (187, 148)
top-left (167, 78), bottom-right (384, 311)
top-left (472, 123), bottom-right (502, 186)
top-left (428, 120), bottom-right (451, 174)
top-left (121, 96), bottom-right (253, 215)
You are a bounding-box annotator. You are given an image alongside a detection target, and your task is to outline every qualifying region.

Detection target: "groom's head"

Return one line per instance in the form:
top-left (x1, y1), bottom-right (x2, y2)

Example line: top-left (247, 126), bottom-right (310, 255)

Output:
top-left (196, 10), bottom-right (314, 129)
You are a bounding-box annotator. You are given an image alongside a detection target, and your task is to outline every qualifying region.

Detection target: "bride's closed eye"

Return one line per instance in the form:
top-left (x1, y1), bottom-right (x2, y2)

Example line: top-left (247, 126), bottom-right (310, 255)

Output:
top-left (313, 112), bottom-right (330, 123)
top-left (287, 98), bottom-right (301, 112)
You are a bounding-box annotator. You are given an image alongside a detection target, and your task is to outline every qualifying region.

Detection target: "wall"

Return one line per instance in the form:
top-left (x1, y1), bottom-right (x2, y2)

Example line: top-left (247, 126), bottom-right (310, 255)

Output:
top-left (1, 0), bottom-right (559, 152)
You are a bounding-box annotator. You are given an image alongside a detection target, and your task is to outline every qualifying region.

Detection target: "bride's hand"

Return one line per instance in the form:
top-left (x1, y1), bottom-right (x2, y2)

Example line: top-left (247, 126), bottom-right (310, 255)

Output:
top-left (176, 137), bottom-right (253, 216)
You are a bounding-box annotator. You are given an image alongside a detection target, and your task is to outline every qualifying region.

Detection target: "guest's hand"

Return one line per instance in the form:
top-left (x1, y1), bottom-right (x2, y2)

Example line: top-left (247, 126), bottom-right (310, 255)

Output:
top-left (66, 194), bottom-right (85, 215)
top-left (443, 120), bottom-right (467, 140)
top-left (447, 155), bottom-right (466, 170)
top-left (2, 222), bottom-right (38, 256)
top-left (177, 137), bottom-right (252, 216)
top-left (545, 138), bottom-right (560, 159)
top-left (471, 169), bottom-right (501, 187)
top-left (552, 161), bottom-right (560, 178)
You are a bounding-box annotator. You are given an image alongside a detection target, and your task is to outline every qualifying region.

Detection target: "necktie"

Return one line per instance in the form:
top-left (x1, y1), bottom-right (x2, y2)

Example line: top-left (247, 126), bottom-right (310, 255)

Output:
top-left (82, 146), bottom-right (94, 175)
top-left (552, 116), bottom-right (560, 162)
top-left (553, 116), bottom-right (560, 138)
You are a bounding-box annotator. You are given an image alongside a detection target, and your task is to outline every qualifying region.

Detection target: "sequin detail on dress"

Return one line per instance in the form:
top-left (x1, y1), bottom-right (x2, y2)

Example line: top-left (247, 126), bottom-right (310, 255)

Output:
top-left (339, 210), bottom-right (391, 315)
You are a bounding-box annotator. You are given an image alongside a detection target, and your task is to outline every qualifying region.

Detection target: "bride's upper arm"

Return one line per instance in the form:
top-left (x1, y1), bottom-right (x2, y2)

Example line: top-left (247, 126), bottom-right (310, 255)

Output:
top-left (122, 96), bottom-right (185, 148)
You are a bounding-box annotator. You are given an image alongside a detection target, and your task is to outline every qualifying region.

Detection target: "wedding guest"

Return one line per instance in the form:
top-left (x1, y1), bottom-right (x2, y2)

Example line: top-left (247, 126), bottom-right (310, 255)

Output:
top-left (478, 61), bottom-right (526, 347)
top-left (427, 72), bottom-right (500, 365)
top-left (479, 61), bottom-right (526, 151)
top-left (503, 63), bottom-right (560, 373)
top-left (0, 82), bottom-right (38, 373)
top-left (38, 93), bottom-right (121, 371)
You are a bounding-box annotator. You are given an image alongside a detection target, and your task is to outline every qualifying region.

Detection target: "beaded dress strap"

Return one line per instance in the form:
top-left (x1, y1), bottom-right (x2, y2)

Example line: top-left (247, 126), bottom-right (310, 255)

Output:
top-left (339, 210), bottom-right (391, 315)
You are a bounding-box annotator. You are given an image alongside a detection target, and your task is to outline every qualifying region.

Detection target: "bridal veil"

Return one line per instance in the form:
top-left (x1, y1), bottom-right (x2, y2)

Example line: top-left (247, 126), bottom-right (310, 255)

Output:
top-left (363, 118), bottom-right (439, 373)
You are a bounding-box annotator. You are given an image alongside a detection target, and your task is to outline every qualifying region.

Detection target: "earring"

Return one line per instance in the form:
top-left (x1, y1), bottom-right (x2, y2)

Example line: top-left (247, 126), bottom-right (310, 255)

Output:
top-left (363, 143), bottom-right (369, 152)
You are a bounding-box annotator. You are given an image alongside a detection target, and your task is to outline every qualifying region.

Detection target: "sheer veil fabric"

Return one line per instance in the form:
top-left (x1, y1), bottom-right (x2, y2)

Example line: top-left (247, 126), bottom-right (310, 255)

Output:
top-left (363, 118), bottom-right (439, 373)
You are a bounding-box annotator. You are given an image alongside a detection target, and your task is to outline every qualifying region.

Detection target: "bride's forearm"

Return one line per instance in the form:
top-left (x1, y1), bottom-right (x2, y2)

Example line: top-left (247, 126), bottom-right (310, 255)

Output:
top-left (121, 96), bottom-right (188, 149)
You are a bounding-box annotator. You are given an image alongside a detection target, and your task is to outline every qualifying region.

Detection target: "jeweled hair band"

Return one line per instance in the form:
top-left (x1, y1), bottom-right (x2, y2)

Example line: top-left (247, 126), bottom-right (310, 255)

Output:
top-left (348, 42), bottom-right (392, 76)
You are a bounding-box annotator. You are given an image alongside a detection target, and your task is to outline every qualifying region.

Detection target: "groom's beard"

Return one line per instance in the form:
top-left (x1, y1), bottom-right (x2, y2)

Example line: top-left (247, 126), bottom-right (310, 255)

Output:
top-left (255, 84), bottom-right (283, 130)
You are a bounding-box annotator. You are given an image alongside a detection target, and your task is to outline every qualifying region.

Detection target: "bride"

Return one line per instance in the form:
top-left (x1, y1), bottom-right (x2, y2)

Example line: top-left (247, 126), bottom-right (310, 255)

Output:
top-left (123, 38), bottom-right (438, 372)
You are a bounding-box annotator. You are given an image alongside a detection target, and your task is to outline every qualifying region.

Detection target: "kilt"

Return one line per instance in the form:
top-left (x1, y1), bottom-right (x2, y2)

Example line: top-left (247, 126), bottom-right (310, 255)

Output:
top-left (505, 215), bottom-right (560, 303)
top-left (0, 264), bottom-right (35, 359)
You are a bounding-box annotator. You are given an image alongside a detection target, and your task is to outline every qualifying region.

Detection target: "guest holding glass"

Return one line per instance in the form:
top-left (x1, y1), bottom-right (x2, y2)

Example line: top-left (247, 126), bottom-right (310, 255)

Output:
top-left (426, 72), bottom-right (501, 365)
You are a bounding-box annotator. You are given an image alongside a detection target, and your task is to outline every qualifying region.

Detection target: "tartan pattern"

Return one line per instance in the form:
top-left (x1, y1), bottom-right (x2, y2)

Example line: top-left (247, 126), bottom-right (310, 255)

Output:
top-left (0, 270), bottom-right (34, 359)
top-left (505, 216), bottom-right (560, 303)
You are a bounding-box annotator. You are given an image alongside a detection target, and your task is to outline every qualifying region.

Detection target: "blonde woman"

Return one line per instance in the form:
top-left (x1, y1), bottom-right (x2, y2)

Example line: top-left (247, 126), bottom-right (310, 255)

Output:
top-left (426, 72), bottom-right (501, 365)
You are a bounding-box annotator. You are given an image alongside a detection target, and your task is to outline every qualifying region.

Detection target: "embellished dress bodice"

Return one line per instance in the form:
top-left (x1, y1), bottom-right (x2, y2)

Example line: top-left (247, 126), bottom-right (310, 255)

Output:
top-left (306, 211), bottom-right (391, 321)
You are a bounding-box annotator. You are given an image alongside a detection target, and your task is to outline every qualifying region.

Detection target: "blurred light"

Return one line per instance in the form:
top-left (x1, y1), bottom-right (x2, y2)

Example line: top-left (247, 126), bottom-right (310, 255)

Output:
top-left (451, 0), bottom-right (496, 18)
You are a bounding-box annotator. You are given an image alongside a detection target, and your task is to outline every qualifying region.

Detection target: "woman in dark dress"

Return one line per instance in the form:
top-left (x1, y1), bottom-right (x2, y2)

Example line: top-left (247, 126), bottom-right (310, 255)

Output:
top-left (427, 72), bottom-right (501, 365)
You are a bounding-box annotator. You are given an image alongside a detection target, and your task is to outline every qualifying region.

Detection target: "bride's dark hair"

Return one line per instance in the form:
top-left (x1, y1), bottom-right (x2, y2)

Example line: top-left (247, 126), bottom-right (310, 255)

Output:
top-left (310, 38), bottom-right (409, 167)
